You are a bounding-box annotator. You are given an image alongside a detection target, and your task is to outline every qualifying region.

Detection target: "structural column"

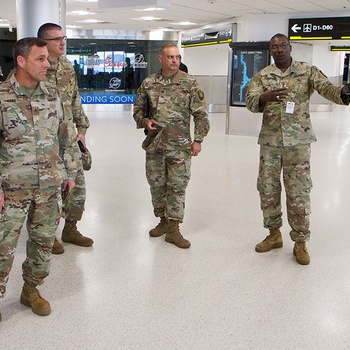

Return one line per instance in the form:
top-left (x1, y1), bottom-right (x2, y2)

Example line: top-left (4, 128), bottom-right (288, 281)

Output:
top-left (16, 0), bottom-right (66, 39)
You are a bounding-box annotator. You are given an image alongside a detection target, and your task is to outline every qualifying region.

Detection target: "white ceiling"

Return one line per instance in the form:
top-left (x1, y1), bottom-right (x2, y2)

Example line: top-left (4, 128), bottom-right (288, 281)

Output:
top-left (1, 0), bottom-right (350, 32)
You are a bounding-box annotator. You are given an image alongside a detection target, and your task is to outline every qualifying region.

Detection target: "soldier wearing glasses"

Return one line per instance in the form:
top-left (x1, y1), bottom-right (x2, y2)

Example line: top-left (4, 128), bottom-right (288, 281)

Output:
top-left (37, 23), bottom-right (93, 254)
top-left (246, 33), bottom-right (350, 265)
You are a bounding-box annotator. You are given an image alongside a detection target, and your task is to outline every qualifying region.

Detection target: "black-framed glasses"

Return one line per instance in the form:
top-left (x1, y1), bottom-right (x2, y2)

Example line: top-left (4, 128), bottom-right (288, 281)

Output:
top-left (270, 42), bottom-right (290, 51)
top-left (43, 36), bottom-right (67, 42)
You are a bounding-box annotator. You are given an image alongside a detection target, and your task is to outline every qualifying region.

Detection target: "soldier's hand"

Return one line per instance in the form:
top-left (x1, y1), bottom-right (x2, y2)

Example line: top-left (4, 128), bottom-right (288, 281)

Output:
top-left (0, 193), bottom-right (4, 211)
top-left (77, 134), bottom-right (86, 148)
top-left (260, 87), bottom-right (289, 103)
top-left (191, 141), bottom-right (202, 157)
top-left (62, 179), bottom-right (76, 193)
top-left (146, 119), bottom-right (159, 131)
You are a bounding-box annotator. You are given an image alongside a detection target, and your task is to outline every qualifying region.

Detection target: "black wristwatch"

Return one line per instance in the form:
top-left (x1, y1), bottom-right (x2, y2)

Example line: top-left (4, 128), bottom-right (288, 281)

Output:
top-left (194, 140), bottom-right (202, 144)
top-left (344, 83), bottom-right (350, 95)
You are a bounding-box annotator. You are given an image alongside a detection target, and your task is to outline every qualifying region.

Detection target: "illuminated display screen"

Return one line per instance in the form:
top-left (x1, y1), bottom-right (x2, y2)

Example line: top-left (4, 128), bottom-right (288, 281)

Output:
top-left (230, 48), bottom-right (270, 106)
top-left (229, 41), bottom-right (270, 106)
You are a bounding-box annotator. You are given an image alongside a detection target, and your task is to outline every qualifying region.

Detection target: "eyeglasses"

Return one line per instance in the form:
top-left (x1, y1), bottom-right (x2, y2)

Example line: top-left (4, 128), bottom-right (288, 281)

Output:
top-left (270, 42), bottom-right (290, 51)
top-left (43, 36), bottom-right (67, 42)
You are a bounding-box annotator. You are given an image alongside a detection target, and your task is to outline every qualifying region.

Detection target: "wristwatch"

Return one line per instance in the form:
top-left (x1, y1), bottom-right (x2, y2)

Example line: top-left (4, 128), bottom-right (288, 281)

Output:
top-left (194, 140), bottom-right (202, 143)
top-left (344, 83), bottom-right (350, 95)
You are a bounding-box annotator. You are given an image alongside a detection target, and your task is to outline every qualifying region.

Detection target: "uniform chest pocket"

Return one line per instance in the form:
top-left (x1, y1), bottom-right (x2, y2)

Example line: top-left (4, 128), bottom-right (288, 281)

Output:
top-left (57, 73), bottom-right (75, 96)
top-left (46, 115), bottom-right (59, 138)
top-left (160, 86), bottom-right (190, 108)
top-left (3, 106), bottom-right (29, 140)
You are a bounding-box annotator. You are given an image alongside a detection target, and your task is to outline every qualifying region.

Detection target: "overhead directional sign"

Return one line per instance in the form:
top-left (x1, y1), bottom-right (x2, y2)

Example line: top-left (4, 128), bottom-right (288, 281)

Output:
top-left (330, 46), bottom-right (350, 51)
top-left (181, 23), bottom-right (234, 47)
top-left (288, 17), bottom-right (350, 40)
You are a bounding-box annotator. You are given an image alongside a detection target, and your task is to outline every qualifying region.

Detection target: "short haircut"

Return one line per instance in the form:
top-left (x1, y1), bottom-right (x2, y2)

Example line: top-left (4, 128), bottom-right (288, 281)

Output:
top-left (37, 22), bottom-right (62, 39)
top-left (159, 43), bottom-right (178, 55)
top-left (13, 37), bottom-right (47, 68)
top-left (270, 33), bottom-right (290, 45)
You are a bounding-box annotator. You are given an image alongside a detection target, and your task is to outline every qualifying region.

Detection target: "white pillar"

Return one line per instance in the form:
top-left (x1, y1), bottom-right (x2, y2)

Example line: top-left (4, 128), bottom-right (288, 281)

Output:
top-left (16, 0), bottom-right (66, 39)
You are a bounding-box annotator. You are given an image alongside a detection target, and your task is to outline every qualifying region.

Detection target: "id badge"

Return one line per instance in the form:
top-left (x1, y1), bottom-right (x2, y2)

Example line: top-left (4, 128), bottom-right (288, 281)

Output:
top-left (286, 101), bottom-right (295, 114)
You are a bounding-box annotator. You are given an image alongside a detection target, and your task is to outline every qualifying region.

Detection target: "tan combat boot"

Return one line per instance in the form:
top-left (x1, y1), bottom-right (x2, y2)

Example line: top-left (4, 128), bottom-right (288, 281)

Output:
top-left (149, 217), bottom-right (168, 237)
top-left (52, 237), bottom-right (65, 255)
top-left (20, 282), bottom-right (51, 316)
top-left (165, 220), bottom-right (191, 249)
top-left (61, 220), bottom-right (94, 247)
top-left (293, 242), bottom-right (310, 265)
top-left (255, 228), bottom-right (283, 252)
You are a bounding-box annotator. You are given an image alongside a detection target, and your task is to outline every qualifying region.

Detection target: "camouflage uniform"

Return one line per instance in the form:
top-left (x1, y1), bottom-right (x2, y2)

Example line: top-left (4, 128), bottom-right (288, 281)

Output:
top-left (0, 75), bottom-right (77, 297)
top-left (133, 70), bottom-right (209, 222)
top-left (46, 56), bottom-right (90, 222)
top-left (246, 59), bottom-right (349, 241)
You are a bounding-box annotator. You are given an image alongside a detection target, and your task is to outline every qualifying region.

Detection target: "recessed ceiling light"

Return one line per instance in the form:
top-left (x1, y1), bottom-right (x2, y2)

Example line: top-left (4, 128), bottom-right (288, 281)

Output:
top-left (79, 19), bottom-right (104, 23)
top-left (134, 7), bottom-right (165, 12)
top-left (141, 16), bottom-right (162, 21)
top-left (171, 21), bottom-right (197, 26)
top-left (71, 10), bottom-right (96, 15)
top-left (131, 16), bottom-right (162, 21)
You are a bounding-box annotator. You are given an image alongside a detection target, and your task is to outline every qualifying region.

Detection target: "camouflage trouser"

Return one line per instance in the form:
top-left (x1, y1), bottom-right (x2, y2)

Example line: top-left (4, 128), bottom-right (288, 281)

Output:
top-left (146, 150), bottom-right (191, 223)
top-left (257, 144), bottom-right (312, 242)
top-left (0, 187), bottom-right (61, 298)
top-left (62, 168), bottom-right (86, 222)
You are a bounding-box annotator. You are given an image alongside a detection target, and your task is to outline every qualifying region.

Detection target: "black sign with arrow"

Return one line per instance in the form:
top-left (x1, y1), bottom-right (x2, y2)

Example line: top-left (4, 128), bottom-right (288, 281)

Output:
top-left (288, 17), bottom-right (350, 40)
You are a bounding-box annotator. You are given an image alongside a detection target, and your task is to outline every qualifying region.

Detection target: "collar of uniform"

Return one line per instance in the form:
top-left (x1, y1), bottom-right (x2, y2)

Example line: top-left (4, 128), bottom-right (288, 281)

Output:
top-left (49, 59), bottom-right (59, 71)
top-left (156, 69), bottom-right (182, 84)
top-left (288, 58), bottom-right (299, 75)
top-left (271, 58), bottom-right (294, 76)
top-left (9, 73), bottom-right (48, 97)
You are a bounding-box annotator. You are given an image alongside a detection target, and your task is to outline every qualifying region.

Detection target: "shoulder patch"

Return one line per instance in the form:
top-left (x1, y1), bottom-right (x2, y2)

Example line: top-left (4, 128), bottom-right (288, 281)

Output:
top-left (198, 90), bottom-right (205, 101)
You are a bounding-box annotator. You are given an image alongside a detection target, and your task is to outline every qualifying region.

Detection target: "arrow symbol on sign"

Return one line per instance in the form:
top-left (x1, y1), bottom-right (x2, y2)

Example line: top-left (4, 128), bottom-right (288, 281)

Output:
top-left (291, 24), bottom-right (301, 33)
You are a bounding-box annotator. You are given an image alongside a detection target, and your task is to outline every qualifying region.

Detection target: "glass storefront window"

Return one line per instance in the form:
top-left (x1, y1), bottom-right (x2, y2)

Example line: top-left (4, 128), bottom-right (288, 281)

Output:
top-left (66, 38), bottom-right (177, 104)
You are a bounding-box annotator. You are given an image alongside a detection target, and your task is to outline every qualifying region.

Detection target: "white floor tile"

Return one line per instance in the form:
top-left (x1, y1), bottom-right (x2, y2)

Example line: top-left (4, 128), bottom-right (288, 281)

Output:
top-left (1, 105), bottom-right (350, 349)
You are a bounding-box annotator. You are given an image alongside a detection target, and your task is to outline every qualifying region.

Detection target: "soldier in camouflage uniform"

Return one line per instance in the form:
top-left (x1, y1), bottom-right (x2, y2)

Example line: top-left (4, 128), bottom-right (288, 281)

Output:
top-left (133, 44), bottom-right (210, 249)
top-left (246, 33), bottom-right (350, 265)
top-left (38, 23), bottom-right (93, 254)
top-left (0, 38), bottom-right (77, 321)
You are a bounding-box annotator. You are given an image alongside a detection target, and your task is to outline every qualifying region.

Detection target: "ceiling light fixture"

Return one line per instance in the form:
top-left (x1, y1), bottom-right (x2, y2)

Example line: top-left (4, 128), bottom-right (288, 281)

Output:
top-left (171, 21), bottom-right (197, 26)
top-left (79, 19), bottom-right (103, 23)
top-left (134, 7), bottom-right (166, 12)
top-left (99, 0), bottom-right (170, 9)
top-left (71, 10), bottom-right (96, 15)
top-left (141, 16), bottom-right (162, 21)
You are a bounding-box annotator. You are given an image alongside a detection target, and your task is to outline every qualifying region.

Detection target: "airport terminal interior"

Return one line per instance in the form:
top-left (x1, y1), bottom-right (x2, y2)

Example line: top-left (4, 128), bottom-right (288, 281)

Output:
top-left (1, 104), bottom-right (350, 349)
top-left (2, 1), bottom-right (350, 350)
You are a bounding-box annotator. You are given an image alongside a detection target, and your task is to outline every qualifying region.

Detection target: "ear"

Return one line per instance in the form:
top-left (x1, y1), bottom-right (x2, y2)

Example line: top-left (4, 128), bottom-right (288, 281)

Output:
top-left (17, 55), bottom-right (26, 68)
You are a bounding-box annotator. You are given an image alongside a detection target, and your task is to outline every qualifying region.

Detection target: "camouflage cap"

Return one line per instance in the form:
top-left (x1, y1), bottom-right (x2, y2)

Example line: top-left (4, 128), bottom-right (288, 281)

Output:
top-left (78, 140), bottom-right (92, 171)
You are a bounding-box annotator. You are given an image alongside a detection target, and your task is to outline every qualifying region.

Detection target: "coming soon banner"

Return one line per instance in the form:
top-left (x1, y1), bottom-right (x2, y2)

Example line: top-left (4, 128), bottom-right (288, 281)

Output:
top-left (80, 94), bottom-right (136, 104)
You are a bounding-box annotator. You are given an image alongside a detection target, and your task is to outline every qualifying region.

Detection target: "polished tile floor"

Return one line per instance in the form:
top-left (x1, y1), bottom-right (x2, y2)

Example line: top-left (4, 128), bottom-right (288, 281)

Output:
top-left (1, 104), bottom-right (350, 349)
